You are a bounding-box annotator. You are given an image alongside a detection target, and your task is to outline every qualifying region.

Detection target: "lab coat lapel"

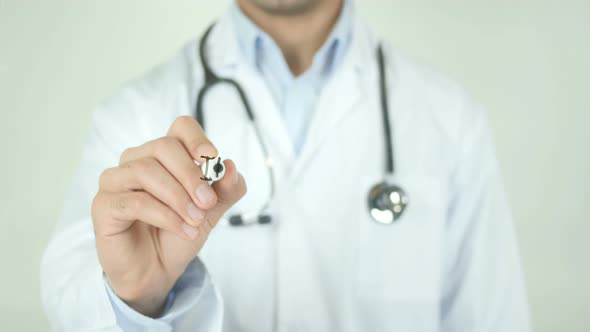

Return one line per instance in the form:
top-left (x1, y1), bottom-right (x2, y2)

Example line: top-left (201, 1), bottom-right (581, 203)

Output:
top-left (290, 18), bottom-right (373, 181)
top-left (290, 67), bottom-right (363, 178)
top-left (235, 64), bottom-right (296, 165)
top-left (207, 13), bottom-right (296, 170)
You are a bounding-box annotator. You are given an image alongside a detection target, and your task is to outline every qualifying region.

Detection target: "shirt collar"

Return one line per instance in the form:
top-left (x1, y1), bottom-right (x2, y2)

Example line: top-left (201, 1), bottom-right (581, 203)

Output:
top-left (230, 0), bottom-right (353, 78)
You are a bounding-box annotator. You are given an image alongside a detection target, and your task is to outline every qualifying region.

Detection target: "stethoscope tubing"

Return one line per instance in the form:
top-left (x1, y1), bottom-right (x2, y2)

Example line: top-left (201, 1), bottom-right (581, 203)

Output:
top-left (194, 23), bottom-right (406, 225)
top-left (196, 24), bottom-right (275, 224)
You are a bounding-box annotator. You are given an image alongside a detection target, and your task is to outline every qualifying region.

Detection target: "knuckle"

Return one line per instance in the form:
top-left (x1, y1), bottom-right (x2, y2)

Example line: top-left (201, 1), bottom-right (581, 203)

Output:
top-left (172, 115), bottom-right (195, 130)
top-left (111, 192), bottom-right (141, 216)
top-left (129, 192), bottom-right (149, 212)
top-left (111, 195), bottom-right (129, 214)
top-left (152, 137), bottom-right (178, 157)
top-left (119, 147), bottom-right (134, 165)
top-left (134, 158), bottom-right (158, 176)
top-left (98, 168), bottom-right (112, 189)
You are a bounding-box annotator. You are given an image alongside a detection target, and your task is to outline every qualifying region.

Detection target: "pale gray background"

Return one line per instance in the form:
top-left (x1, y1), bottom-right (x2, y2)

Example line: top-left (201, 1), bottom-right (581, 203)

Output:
top-left (1, 0), bottom-right (589, 331)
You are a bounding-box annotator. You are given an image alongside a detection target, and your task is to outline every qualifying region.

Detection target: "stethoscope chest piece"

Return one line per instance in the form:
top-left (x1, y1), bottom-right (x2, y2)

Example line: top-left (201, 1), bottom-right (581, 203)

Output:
top-left (368, 182), bottom-right (408, 224)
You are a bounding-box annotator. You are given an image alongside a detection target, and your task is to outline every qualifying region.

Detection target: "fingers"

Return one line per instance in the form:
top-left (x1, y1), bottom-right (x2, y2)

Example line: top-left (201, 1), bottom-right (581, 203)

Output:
top-left (99, 158), bottom-right (206, 227)
top-left (93, 191), bottom-right (200, 241)
top-left (119, 136), bottom-right (217, 210)
top-left (139, 160), bottom-right (246, 273)
top-left (167, 115), bottom-right (218, 164)
top-left (100, 116), bottom-right (244, 243)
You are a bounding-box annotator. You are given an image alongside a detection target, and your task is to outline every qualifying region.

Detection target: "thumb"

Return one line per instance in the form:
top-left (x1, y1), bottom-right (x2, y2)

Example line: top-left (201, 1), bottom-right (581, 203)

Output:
top-left (204, 159), bottom-right (247, 233)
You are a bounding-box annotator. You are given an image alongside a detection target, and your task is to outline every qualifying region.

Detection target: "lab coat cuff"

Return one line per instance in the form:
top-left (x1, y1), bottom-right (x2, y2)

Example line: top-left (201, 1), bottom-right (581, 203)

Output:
top-left (103, 257), bottom-right (212, 330)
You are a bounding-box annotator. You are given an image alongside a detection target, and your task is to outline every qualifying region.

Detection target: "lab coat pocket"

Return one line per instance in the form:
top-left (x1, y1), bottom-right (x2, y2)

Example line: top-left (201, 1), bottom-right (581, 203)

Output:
top-left (355, 174), bottom-right (446, 302)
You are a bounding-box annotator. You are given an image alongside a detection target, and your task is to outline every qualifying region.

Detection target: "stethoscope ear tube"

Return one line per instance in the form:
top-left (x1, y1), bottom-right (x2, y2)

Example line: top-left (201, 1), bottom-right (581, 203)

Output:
top-left (195, 24), bottom-right (408, 226)
top-left (377, 44), bottom-right (394, 175)
top-left (196, 23), bottom-right (276, 227)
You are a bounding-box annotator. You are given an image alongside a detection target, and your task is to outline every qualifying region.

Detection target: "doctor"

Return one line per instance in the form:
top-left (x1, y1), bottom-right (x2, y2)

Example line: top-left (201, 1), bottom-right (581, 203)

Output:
top-left (41, 0), bottom-right (531, 331)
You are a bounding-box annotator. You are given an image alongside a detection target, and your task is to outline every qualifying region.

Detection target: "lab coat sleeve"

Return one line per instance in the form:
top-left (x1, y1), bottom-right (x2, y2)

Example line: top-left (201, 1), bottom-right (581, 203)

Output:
top-left (40, 88), bottom-right (223, 331)
top-left (104, 258), bottom-right (223, 332)
top-left (440, 100), bottom-right (531, 331)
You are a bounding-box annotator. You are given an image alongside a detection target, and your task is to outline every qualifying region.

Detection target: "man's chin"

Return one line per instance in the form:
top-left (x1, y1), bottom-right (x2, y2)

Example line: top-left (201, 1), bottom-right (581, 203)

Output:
top-left (248, 0), bottom-right (321, 16)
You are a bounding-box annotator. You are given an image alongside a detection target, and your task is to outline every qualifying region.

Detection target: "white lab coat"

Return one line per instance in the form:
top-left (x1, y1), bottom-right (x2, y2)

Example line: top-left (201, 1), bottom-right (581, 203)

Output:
top-left (41, 9), bottom-right (531, 332)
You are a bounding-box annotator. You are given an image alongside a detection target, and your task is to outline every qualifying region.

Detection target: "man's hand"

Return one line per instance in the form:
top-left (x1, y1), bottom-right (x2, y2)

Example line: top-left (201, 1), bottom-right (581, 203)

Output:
top-left (91, 116), bottom-right (246, 317)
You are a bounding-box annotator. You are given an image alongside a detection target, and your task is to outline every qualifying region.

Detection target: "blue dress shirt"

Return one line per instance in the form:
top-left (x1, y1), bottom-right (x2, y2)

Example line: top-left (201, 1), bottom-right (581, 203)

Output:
top-left (230, 1), bottom-right (352, 153)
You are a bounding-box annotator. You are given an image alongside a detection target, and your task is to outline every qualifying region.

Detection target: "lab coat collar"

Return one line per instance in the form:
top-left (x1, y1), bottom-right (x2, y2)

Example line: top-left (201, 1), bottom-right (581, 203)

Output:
top-left (205, 13), bottom-right (241, 70)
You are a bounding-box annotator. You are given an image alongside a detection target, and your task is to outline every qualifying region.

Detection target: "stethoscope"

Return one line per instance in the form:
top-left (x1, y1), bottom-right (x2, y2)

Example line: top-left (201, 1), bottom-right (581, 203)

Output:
top-left (195, 24), bottom-right (408, 226)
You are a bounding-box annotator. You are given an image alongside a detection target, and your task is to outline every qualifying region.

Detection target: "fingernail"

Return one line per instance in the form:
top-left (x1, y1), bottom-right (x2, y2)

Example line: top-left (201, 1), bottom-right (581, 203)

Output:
top-left (232, 170), bottom-right (239, 185)
top-left (187, 203), bottom-right (205, 221)
top-left (182, 223), bottom-right (199, 240)
top-left (195, 184), bottom-right (215, 205)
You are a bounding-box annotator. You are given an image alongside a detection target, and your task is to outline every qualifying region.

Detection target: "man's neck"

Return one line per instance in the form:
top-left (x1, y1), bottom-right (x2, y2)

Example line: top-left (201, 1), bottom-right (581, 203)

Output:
top-left (236, 0), bottom-right (344, 76)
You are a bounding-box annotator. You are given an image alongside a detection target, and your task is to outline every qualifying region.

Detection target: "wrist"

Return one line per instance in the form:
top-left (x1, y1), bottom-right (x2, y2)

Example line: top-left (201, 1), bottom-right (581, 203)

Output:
top-left (123, 291), bottom-right (169, 318)
top-left (105, 274), bottom-right (173, 318)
